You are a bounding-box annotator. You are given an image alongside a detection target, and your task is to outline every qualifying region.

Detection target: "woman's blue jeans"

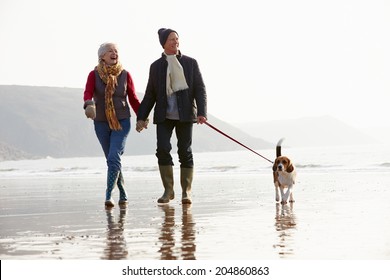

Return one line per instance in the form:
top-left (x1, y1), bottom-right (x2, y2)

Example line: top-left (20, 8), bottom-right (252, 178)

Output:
top-left (94, 118), bottom-right (131, 172)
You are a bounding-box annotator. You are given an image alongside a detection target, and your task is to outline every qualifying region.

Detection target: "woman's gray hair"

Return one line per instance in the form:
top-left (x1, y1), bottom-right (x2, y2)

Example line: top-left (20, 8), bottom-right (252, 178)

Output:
top-left (97, 42), bottom-right (117, 62)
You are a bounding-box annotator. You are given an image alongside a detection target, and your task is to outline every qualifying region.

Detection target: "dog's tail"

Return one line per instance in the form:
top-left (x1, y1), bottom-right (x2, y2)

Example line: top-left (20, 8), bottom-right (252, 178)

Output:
top-left (276, 138), bottom-right (285, 157)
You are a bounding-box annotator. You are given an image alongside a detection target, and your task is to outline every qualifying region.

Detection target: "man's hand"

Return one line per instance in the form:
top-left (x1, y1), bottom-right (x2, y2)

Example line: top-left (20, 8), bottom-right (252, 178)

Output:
top-left (197, 116), bottom-right (207, 124)
top-left (136, 119), bottom-right (149, 132)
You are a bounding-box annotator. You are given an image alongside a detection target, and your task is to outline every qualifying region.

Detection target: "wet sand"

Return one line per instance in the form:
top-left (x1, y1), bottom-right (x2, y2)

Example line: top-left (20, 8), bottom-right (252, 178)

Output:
top-left (1, 171), bottom-right (390, 260)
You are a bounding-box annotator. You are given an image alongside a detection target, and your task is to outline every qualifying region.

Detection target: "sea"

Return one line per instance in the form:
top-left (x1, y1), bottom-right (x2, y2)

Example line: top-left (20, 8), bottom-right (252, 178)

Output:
top-left (1, 143), bottom-right (389, 179)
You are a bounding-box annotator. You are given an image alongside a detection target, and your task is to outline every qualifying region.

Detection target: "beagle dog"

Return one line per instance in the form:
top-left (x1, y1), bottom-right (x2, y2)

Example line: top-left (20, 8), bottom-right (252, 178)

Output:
top-left (273, 138), bottom-right (296, 204)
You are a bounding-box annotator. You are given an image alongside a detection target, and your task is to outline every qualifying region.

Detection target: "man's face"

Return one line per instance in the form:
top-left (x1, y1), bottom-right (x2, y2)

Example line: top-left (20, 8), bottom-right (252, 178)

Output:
top-left (164, 32), bottom-right (179, 55)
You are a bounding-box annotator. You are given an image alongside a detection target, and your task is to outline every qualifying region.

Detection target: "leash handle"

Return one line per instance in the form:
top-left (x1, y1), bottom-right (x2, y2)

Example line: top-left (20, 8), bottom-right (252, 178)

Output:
top-left (204, 121), bottom-right (274, 164)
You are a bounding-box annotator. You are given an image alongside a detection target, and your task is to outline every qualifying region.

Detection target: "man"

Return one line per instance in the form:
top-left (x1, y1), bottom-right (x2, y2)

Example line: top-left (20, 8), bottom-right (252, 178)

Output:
top-left (136, 28), bottom-right (207, 204)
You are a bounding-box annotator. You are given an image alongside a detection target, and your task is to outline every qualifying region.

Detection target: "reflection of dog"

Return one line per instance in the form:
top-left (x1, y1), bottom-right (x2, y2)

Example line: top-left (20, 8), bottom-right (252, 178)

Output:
top-left (273, 138), bottom-right (296, 204)
top-left (274, 203), bottom-right (296, 257)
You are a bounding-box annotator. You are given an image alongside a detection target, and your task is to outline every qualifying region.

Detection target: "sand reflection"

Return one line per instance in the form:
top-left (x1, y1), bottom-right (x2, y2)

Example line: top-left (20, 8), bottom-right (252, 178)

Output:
top-left (158, 204), bottom-right (196, 260)
top-left (274, 203), bottom-right (296, 258)
top-left (102, 207), bottom-right (128, 260)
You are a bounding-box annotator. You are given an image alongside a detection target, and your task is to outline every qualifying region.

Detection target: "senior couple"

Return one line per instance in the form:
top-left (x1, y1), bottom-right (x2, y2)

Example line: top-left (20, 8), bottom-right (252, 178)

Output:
top-left (83, 28), bottom-right (207, 208)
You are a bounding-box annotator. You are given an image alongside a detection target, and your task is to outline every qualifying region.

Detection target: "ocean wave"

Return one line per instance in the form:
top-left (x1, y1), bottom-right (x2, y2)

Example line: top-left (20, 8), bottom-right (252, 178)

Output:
top-left (0, 168), bottom-right (17, 172)
top-left (295, 164), bottom-right (341, 169)
top-left (132, 166), bottom-right (158, 172)
top-left (48, 167), bottom-right (89, 173)
top-left (207, 166), bottom-right (239, 172)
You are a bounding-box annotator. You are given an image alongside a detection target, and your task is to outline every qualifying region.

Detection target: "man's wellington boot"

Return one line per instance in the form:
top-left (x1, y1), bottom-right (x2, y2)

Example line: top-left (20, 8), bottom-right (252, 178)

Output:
top-left (157, 165), bottom-right (175, 203)
top-left (181, 167), bottom-right (193, 204)
top-left (105, 170), bottom-right (119, 208)
top-left (117, 171), bottom-right (128, 206)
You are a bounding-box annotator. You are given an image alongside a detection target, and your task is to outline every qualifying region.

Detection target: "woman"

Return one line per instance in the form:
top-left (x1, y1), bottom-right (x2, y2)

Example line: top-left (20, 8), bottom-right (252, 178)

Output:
top-left (83, 42), bottom-right (140, 208)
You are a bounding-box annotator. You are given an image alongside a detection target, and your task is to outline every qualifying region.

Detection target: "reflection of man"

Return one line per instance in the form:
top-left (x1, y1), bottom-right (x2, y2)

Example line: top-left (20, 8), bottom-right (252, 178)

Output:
top-left (181, 205), bottom-right (196, 260)
top-left (158, 205), bottom-right (196, 260)
top-left (274, 204), bottom-right (296, 257)
top-left (103, 208), bottom-right (128, 260)
top-left (158, 205), bottom-right (176, 260)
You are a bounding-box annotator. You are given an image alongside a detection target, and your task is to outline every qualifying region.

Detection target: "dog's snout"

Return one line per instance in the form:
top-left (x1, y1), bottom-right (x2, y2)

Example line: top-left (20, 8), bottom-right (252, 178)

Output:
top-left (277, 164), bottom-right (283, 170)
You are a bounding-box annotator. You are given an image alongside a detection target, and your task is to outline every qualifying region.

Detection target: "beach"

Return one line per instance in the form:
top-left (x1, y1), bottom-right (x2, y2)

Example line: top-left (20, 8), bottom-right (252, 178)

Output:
top-left (1, 145), bottom-right (390, 261)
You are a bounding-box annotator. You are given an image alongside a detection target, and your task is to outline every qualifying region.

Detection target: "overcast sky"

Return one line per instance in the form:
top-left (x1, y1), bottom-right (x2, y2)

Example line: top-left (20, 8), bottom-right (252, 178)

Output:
top-left (0, 0), bottom-right (388, 133)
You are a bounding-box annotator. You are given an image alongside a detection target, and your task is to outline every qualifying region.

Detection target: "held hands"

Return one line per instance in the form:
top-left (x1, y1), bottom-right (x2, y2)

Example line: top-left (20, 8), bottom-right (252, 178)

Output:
top-left (136, 119), bottom-right (149, 132)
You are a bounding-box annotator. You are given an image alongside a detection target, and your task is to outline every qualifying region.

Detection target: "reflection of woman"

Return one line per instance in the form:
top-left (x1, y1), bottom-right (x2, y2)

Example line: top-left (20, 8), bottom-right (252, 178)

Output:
top-left (103, 208), bottom-right (128, 260)
top-left (274, 203), bottom-right (296, 257)
top-left (83, 42), bottom-right (140, 208)
top-left (158, 204), bottom-right (196, 260)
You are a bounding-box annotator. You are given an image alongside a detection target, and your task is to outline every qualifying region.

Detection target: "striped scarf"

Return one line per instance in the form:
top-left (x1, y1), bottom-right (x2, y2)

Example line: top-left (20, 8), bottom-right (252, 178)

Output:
top-left (96, 62), bottom-right (123, 130)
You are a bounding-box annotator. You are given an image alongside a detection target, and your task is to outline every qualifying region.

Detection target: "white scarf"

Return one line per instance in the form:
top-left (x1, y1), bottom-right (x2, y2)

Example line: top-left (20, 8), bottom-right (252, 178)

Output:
top-left (165, 53), bottom-right (189, 95)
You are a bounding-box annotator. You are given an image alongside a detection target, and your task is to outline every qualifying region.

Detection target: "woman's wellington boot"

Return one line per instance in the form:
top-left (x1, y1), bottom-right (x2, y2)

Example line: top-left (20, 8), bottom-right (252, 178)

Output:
top-left (117, 171), bottom-right (128, 206)
top-left (105, 170), bottom-right (119, 208)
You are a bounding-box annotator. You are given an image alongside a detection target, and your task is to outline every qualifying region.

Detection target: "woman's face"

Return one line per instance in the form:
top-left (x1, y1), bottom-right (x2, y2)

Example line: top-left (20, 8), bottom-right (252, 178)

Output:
top-left (164, 32), bottom-right (179, 55)
top-left (102, 45), bottom-right (118, 65)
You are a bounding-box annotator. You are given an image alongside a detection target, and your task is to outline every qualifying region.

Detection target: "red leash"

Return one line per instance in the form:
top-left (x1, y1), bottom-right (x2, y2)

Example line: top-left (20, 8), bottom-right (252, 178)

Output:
top-left (204, 121), bottom-right (274, 164)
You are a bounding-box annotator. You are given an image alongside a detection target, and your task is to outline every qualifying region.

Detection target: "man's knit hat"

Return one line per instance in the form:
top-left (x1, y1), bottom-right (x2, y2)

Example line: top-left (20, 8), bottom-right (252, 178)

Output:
top-left (158, 28), bottom-right (178, 47)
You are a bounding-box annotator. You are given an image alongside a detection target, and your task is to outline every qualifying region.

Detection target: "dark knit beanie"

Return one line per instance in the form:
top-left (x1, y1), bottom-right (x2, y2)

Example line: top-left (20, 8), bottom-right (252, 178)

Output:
top-left (158, 28), bottom-right (178, 47)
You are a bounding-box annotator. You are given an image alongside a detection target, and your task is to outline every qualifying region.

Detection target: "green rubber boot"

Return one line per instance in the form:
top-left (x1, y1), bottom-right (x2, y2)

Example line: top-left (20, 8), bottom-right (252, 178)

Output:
top-left (157, 165), bottom-right (175, 203)
top-left (181, 167), bottom-right (193, 204)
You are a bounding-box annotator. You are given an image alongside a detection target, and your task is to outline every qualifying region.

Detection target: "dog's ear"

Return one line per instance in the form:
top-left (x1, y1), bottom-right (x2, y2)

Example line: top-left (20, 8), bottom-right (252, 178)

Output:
top-left (286, 161), bottom-right (295, 173)
top-left (272, 161), bottom-right (277, 172)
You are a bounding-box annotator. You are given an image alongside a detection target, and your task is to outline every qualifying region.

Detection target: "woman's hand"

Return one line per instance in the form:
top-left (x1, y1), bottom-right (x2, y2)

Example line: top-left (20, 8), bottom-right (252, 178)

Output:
top-left (136, 119), bottom-right (149, 132)
top-left (85, 105), bottom-right (96, 119)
